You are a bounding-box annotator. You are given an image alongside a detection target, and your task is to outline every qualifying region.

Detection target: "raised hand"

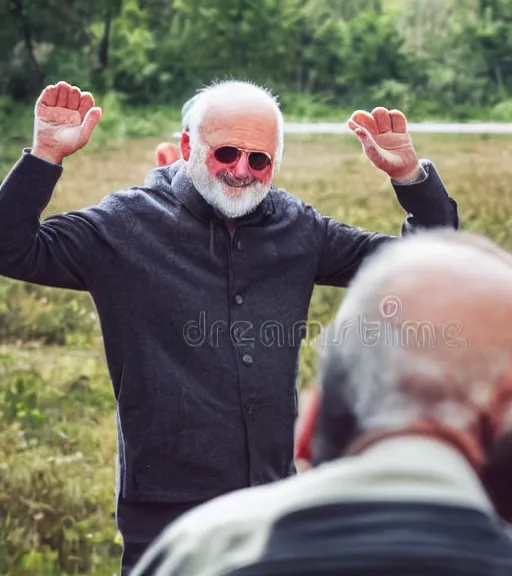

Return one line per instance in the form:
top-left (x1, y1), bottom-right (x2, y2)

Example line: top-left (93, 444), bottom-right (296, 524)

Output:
top-left (348, 107), bottom-right (423, 184)
top-left (32, 81), bottom-right (103, 164)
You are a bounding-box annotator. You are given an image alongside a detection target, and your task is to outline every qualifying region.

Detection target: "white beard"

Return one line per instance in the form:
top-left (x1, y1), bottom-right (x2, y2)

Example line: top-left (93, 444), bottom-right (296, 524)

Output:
top-left (187, 141), bottom-right (272, 219)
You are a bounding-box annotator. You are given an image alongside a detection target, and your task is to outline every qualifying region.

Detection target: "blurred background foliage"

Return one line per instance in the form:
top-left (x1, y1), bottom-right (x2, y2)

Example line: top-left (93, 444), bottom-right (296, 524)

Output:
top-left (2, 0), bottom-right (512, 120)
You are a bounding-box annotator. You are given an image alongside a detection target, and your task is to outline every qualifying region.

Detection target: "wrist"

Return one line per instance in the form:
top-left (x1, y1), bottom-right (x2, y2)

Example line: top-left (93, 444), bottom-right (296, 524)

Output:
top-left (31, 146), bottom-right (63, 165)
top-left (393, 162), bottom-right (425, 185)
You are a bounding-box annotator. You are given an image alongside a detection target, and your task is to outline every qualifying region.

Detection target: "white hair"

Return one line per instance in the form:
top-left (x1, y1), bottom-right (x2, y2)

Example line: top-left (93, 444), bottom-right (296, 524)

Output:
top-left (186, 79), bottom-right (284, 169)
top-left (183, 80), bottom-right (285, 218)
top-left (318, 230), bottom-right (512, 434)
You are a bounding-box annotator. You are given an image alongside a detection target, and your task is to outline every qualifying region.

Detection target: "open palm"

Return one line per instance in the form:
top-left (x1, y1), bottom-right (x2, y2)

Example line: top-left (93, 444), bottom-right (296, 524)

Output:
top-left (33, 81), bottom-right (102, 163)
top-left (348, 107), bottom-right (421, 183)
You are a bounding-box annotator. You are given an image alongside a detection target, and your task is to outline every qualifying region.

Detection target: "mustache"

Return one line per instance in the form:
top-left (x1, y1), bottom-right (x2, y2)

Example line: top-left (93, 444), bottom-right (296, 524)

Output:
top-left (217, 170), bottom-right (256, 188)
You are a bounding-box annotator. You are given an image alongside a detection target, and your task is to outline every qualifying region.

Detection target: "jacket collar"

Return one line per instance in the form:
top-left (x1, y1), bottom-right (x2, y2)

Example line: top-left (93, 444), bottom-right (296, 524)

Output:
top-left (314, 435), bottom-right (496, 516)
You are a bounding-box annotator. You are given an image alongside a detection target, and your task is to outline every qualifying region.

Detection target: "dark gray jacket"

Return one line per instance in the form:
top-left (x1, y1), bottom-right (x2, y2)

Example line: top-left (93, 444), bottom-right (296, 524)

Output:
top-left (0, 151), bottom-right (458, 502)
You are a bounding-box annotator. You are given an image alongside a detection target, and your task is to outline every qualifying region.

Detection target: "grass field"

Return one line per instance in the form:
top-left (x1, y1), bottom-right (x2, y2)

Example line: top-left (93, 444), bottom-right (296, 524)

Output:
top-left (1, 131), bottom-right (512, 574)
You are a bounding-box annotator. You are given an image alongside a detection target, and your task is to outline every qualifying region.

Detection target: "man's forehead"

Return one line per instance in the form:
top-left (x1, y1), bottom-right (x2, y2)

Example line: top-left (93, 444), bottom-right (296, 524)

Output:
top-left (198, 100), bottom-right (278, 152)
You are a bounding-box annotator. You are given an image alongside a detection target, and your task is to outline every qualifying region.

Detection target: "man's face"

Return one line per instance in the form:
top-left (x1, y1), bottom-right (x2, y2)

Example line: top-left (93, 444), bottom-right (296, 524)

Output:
top-left (186, 99), bottom-right (278, 218)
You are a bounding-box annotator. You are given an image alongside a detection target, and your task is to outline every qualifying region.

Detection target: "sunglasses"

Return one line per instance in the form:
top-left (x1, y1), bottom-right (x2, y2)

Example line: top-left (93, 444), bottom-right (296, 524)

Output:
top-left (213, 146), bottom-right (272, 171)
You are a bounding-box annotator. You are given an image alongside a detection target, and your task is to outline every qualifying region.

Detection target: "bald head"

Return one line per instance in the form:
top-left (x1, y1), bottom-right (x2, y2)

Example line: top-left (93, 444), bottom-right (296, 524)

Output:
top-left (343, 230), bottom-right (512, 354)
top-left (319, 230), bottom-right (512, 439)
top-left (181, 80), bottom-right (284, 219)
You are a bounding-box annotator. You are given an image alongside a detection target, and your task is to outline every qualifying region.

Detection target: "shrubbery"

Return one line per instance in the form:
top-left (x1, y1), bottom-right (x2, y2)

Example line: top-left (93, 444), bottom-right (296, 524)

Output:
top-left (0, 349), bottom-right (120, 575)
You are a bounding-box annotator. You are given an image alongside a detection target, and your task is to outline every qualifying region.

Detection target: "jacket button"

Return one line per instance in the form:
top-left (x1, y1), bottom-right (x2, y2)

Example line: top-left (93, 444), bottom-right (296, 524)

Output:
top-left (237, 240), bottom-right (243, 250)
top-left (235, 294), bottom-right (243, 304)
top-left (242, 354), bottom-right (252, 365)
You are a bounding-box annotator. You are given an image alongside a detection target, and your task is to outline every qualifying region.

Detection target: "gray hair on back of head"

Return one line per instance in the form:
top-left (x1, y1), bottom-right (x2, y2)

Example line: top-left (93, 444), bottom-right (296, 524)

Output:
top-left (317, 229), bottom-right (512, 436)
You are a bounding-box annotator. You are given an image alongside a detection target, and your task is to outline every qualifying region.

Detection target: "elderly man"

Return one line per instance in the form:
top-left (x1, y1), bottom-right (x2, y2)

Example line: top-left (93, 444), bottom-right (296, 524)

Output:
top-left (0, 79), bottom-right (458, 572)
top-left (132, 229), bottom-right (512, 576)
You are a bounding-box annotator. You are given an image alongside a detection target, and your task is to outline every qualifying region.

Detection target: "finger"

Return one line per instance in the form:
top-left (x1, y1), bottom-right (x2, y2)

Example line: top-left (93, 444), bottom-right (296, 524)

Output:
top-left (389, 109), bottom-right (407, 133)
top-left (78, 92), bottom-right (94, 122)
top-left (348, 121), bottom-right (378, 151)
top-left (40, 85), bottom-right (58, 107)
top-left (77, 107), bottom-right (102, 148)
top-left (54, 80), bottom-right (72, 91)
top-left (55, 82), bottom-right (70, 108)
top-left (68, 86), bottom-right (81, 110)
top-left (372, 107), bottom-right (392, 133)
top-left (155, 142), bottom-right (180, 166)
top-left (349, 110), bottom-right (379, 136)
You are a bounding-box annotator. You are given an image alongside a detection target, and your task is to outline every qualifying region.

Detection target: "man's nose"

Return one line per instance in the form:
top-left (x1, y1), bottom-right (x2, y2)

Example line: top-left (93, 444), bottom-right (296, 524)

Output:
top-left (232, 153), bottom-right (251, 178)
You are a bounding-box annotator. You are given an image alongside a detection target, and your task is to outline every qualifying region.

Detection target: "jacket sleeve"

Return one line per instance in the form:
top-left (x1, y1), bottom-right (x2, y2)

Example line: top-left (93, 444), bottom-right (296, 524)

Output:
top-left (314, 159), bottom-right (459, 287)
top-left (0, 150), bottom-right (120, 291)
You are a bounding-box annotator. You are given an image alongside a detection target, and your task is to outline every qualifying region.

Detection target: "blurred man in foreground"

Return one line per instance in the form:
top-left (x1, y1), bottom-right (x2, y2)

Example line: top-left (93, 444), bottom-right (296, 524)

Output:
top-left (133, 229), bottom-right (512, 576)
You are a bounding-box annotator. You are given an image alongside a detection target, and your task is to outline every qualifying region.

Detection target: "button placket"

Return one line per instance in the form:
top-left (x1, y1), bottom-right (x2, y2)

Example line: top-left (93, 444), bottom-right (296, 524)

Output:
top-left (230, 230), bottom-right (255, 476)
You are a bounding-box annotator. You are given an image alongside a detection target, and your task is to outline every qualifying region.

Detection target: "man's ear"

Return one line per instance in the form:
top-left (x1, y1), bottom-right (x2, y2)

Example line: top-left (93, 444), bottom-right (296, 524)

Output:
top-left (155, 142), bottom-right (180, 167)
top-left (180, 131), bottom-right (191, 161)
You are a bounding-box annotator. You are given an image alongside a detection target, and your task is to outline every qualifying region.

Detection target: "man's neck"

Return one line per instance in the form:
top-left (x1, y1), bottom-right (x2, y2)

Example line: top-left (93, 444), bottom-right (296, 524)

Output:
top-left (346, 424), bottom-right (485, 472)
top-left (306, 434), bottom-right (495, 518)
top-left (224, 219), bottom-right (235, 233)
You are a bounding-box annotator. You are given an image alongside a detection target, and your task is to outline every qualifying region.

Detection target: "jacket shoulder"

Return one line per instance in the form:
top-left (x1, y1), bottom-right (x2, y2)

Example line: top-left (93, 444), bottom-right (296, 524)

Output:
top-left (101, 185), bottom-right (181, 217)
top-left (269, 187), bottom-right (324, 226)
